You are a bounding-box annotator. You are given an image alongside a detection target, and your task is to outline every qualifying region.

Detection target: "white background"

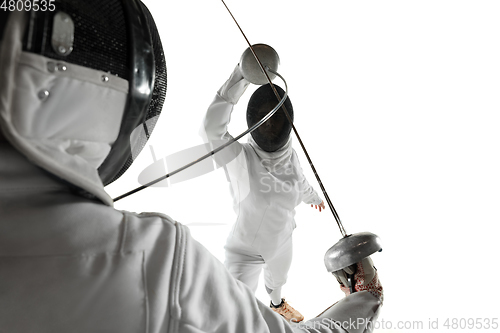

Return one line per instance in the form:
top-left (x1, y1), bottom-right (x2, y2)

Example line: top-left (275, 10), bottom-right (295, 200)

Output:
top-left (106, 1), bottom-right (500, 332)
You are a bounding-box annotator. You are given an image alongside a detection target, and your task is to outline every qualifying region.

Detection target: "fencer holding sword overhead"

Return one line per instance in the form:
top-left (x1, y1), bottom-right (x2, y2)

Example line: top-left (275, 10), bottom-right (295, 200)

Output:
top-left (199, 56), bottom-right (326, 322)
top-left (199, 41), bottom-right (383, 326)
top-left (0, 1), bottom-right (382, 332)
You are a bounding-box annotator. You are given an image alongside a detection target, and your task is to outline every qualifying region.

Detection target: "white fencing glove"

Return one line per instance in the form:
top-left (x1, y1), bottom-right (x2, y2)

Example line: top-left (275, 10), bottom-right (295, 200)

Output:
top-left (217, 64), bottom-right (251, 105)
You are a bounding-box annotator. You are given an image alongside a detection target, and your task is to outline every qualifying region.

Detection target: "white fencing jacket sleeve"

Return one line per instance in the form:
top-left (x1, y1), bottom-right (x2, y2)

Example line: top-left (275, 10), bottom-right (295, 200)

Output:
top-left (199, 92), bottom-right (251, 212)
top-left (293, 149), bottom-right (323, 205)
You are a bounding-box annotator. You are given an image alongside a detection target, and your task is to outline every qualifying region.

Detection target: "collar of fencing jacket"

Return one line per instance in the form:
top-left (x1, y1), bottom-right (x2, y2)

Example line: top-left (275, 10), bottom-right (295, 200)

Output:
top-left (248, 135), bottom-right (293, 173)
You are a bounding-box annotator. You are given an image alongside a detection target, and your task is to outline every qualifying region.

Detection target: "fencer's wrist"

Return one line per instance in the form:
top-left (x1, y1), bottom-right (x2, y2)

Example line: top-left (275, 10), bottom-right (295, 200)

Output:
top-left (231, 64), bottom-right (245, 82)
top-left (217, 65), bottom-right (250, 105)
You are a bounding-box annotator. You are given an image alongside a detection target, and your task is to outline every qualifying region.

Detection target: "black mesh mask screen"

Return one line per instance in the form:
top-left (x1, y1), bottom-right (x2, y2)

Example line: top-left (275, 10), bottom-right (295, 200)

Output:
top-left (247, 84), bottom-right (293, 152)
top-left (22, 0), bottom-right (130, 79)
top-left (109, 3), bottom-right (167, 184)
top-left (0, 11), bottom-right (9, 43)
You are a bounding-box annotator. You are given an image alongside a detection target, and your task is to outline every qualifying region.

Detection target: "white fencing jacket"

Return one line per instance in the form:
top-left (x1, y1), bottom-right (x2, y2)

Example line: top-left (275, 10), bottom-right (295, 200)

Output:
top-left (200, 94), bottom-right (323, 254)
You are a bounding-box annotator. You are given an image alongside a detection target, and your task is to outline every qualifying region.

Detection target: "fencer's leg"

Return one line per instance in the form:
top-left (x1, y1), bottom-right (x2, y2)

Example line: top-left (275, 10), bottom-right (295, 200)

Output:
top-left (262, 236), bottom-right (293, 299)
top-left (262, 237), bottom-right (305, 322)
top-left (267, 286), bottom-right (282, 307)
top-left (224, 236), bottom-right (264, 293)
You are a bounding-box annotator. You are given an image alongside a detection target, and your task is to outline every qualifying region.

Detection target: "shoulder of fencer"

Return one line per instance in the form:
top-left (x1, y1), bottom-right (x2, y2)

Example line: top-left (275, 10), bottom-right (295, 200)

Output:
top-left (290, 149), bottom-right (305, 172)
top-left (116, 211), bottom-right (185, 251)
top-left (119, 210), bottom-right (178, 231)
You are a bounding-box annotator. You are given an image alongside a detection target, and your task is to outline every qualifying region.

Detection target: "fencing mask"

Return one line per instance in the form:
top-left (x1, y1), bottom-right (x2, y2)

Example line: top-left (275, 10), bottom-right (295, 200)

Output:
top-left (0, 0), bottom-right (166, 204)
top-left (247, 84), bottom-right (293, 152)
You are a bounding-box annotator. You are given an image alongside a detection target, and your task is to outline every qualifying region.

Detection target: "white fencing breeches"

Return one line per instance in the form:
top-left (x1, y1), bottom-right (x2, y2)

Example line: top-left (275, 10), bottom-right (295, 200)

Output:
top-left (224, 235), bottom-right (293, 294)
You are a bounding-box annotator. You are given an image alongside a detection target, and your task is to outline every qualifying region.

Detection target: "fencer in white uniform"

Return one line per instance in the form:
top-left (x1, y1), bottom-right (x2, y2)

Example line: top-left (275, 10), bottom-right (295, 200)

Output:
top-left (0, 4), bottom-right (382, 333)
top-left (199, 65), bottom-right (327, 320)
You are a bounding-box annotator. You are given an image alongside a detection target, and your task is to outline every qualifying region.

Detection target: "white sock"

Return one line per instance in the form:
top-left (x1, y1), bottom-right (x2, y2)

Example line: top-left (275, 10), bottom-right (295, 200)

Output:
top-left (269, 287), bottom-right (282, 306)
